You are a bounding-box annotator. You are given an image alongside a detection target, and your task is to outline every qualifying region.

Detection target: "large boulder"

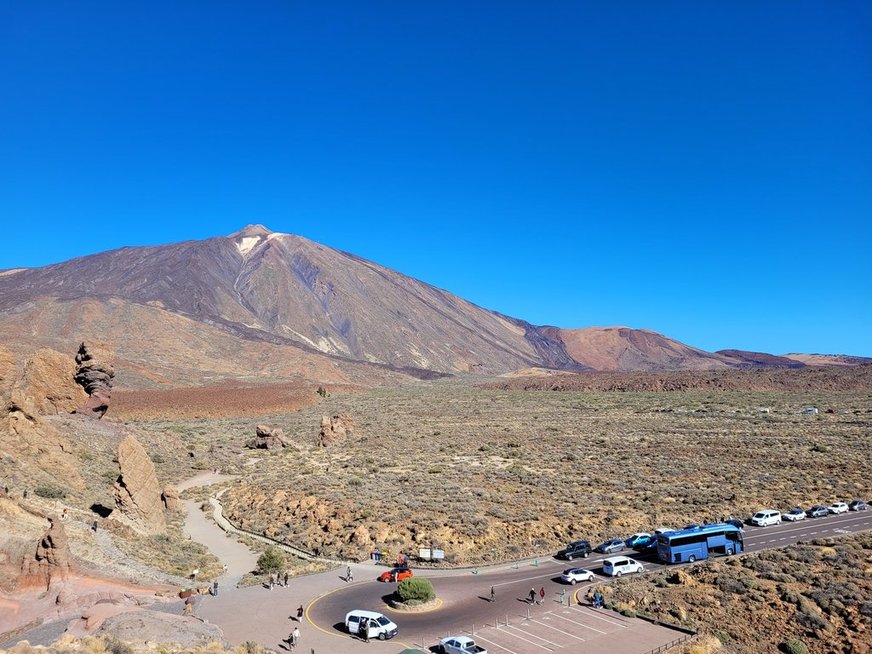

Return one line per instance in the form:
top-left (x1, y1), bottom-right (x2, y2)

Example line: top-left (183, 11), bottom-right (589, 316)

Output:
top-left (20, 516), bottom-right (73, 589)
top-left (113, 435), bottom-right (167, 534)
top-left (317, 415), bottom-right (355, 447)
top-left (73, 343), bottom-right (114, 419)
top-left (247, 424), bottom-right (292, 450)
top-left (161, 485), bottom-right (184, 514)
top-left (17, 349), bottom-right (86, 415)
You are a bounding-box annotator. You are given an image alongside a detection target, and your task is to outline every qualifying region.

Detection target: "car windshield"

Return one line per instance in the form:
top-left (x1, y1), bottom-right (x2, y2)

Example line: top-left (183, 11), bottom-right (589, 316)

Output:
top-left (377, 616), bottom-right (390, 626)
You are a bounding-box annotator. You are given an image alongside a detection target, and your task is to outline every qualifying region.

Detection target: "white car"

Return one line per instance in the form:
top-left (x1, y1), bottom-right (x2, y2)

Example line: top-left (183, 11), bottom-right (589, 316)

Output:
top-left (440, 635), bottom-right (487, 654)
top-left (782, 508), bottom-right (806, 522)
top-left (602, 556), bottom-right (644, 577)
top-left (828, 502), bottom-right (849, 515)
top-left (561, 567), bottom-right (595, 585)
top-left (750, 510), bottom-right (782, 526)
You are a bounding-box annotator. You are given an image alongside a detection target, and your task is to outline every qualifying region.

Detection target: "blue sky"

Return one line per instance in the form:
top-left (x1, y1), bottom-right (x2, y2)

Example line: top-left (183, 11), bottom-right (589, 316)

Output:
top-left (1, 2), bottom-right (870, 355)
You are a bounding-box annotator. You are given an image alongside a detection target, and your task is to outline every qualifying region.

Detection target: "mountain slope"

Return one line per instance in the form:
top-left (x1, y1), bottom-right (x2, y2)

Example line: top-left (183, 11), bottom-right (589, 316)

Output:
top-left (543, 326), bottom-right (732, 372)
top-left (0, 225), bottom-right (571, 379)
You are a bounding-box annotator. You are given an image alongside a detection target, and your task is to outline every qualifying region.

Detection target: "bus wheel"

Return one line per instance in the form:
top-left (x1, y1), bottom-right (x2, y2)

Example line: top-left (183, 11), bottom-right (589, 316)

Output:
top-left (688, 555), bottom-right (696, 563)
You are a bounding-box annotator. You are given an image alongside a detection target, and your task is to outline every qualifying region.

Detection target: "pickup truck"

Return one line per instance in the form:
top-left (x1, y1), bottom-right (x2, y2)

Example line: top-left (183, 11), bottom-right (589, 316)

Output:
top-left (439, 635), bottom-right (487, 654)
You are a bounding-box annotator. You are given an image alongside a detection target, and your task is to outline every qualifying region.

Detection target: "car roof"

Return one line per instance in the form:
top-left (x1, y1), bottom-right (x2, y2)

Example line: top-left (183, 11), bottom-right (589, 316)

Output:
top-left (346, 609), bottom-right (388, 619)
top-left (603, 556), bottom-right (633, 564)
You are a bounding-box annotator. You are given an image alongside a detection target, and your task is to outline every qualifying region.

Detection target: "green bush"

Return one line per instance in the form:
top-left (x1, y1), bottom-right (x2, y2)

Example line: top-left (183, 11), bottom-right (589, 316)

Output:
top-left (256, 546), bottom-right (286, 574)
top-left (781, 638), bottom-right (809, 654)
top-left (34, 485), bottom-right (67, 499)
top-left (396, 577), bottom-right (434, 604)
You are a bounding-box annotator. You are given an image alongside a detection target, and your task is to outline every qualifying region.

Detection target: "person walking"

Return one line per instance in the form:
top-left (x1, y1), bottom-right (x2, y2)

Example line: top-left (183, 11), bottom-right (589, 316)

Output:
top-left (212, 581), bottom-right (219, 596)
top-left (346, 566), bottom-right (353, 583)
top-left (296, 604), bottom-right (304, 621)
top-left (528, 587), bottom-right (536, 604)
top-left (291, 626), bottom-right (300, 649)
top-left (284, 571), bottom-right (289, 587)
top-left (490, 586), bottom-right (495, 603)
top-left (538, 586), bottom-right (545, 605)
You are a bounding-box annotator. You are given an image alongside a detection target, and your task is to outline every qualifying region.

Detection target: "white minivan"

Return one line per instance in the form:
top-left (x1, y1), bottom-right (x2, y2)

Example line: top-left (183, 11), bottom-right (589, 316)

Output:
top-left (345, 610), bottom-right (398, 640)
top-left (602, 556), bottom-right (644, 577)
top-left (750, 509), bottom-right (782, 526)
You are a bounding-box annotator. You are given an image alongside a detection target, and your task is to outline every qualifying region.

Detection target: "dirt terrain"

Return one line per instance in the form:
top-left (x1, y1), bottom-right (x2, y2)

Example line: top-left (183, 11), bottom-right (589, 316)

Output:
top-left (111, 382), bottom-right (357, 420)
top-left (487, 364), bottom-right (872, 392)
top-left (607, 532), bottom-right (872, 654)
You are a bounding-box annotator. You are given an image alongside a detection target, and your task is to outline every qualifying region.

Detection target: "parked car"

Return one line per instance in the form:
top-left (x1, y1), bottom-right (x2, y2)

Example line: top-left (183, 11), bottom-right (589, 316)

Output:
top-left (750, 510), bottom-right (782, 527)
top-left (345, 610), bottom-right (398, 640)
top-left (439, 635), bottom-right (487, 654)
top-left (782, 508), bottom-right (806, 522)
top-left (848, 500), bottom-right (869, 512)
top-left (602, 556), bottom-right (644, 577)
top-left (828, 502), bottom-right (849, 515)
top-left (560, 567), bottom-right (595, 585)
top-left (595, 538), bottom-right (625, 554)
top-left (806, 505), bottom-right (829, 518)
top-left (624, 533), bottom-right (652, 549)
top-left (556, 540), bottom-right (592, 560)
top-left (377, 567), bottom-right (413, 583)
top-left (630, 534), bottom-right (658, 551)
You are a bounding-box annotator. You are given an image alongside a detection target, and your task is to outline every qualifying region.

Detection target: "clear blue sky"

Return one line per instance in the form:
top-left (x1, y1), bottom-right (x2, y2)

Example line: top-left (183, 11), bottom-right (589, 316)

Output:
top-left (1, 2), bottom-right (870, 355)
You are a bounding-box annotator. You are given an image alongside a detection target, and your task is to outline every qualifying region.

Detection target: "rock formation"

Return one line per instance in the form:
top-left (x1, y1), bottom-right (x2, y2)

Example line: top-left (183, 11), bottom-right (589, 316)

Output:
top-left (16, 348), bottom-right (86, 415)
top-left (317, 414), bottom-right (355, 447)
top-left (20, 516), bottom-right (73, 589)
top-left (113, 435), bottom-right (167, 534)
top-left (247, 424), bottom-right (292, 450)
top-left (161, 485), bottom-right (184, 513)
top-left (1, 348), bottom-right (84, 490)
top-left (73, 342), bottom-right (114, 418)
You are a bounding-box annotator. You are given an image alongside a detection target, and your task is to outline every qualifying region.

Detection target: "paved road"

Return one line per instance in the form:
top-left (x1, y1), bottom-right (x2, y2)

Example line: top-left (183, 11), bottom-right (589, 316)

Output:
top-left (306, 510), bottom-right (872, 651)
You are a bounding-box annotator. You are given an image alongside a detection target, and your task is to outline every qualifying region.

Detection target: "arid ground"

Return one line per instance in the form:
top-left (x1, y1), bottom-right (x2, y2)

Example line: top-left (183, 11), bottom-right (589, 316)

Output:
top-left (121, 378), bottom-right (872, 567)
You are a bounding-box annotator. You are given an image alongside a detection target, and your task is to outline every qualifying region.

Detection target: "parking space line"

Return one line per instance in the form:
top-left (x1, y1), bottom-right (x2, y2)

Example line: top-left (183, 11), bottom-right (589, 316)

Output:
top-left (501, 622), bottom-right (562, 647)
top-left (497, 624), bottom-right (558, 650)
top-left (568, 606), bottom-right (630, 628)
top-left (473, 633), bottom-right (521, 654)
top-left (549, 611), bottom-right (607, 634)
top-left (526, 616), bottom-right (587, 642)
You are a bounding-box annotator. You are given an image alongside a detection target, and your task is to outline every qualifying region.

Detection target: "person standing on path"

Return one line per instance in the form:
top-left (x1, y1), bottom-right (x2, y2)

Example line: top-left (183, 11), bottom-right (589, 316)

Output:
top-left (284, 571), bottom-right (289, 587)
top-left (528, 587), bottom-right (536, 604)
top-left (212, 581), bottom-right (219, 596)
top-left (538, 586), bottom-right (545, 605)
top-left (490, 586), bottom-right (495, 602)
top-left (358, 619), bottom-right (368, 642)
top-left (296, 604), bottom-right (304, 621)
top-left (291, 626), bottom-right (300, 649)
top-left (346, 566), bottom-right (353, 583)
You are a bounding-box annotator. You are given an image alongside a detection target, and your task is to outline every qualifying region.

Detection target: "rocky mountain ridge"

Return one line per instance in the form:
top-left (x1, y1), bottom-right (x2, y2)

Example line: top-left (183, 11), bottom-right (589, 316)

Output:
top-left (0, 225), bottom-right (865, 383)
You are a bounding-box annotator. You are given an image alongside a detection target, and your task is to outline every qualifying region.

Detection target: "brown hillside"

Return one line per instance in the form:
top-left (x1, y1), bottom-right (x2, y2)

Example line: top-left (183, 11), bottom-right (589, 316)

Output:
top-left (547, 326), bottom-right (731, 371)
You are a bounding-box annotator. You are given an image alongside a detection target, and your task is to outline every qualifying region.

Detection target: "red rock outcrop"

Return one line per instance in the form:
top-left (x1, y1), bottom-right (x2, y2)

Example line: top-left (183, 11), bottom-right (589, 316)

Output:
top-left (113, 435), bottom-right (166, 534)
top-left (317, 415), bottom-right (355, 447)
top-left (247, 424), bottom-right (292, 450)
top-left (73, 343), bottom-right (114, 418)
top-left (20, 516), bottom-right (73, 589)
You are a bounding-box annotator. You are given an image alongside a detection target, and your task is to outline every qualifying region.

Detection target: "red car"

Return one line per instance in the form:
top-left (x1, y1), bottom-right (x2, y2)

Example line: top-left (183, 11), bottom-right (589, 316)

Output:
top-left (377, 567), bottom-right (413, 582)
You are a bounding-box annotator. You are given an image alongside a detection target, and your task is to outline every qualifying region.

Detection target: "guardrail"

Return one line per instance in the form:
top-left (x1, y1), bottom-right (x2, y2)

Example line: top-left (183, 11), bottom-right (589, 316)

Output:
top-left (643, 633), bottom-right (695, 653)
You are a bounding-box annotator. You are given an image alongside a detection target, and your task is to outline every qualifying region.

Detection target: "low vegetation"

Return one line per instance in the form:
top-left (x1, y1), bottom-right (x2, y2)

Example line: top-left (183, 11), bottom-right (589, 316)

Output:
top-left (606, 532), bottom-right (871, 654)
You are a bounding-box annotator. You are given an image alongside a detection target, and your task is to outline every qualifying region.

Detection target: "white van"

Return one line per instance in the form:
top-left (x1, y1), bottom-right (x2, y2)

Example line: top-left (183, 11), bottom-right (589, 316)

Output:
top-left (345, 610), bottom-right (398, 641)
top-left (602, 556), bottom-right (644, 577)
top-left (750, 510), bottom-right (782, 527)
